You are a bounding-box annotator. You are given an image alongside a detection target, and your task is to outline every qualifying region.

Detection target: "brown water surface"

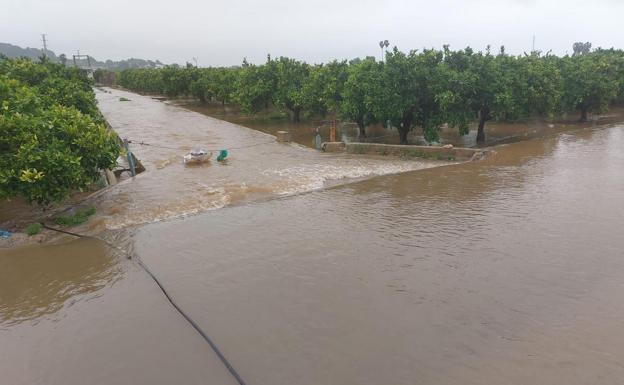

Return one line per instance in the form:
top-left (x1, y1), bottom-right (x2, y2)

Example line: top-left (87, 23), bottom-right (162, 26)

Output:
top-left (182, 102), bottom-right (391, 148)
top-left (0, 239), bottom-right (239, 385)
top-left (135, 125), bottom-right (624, 385)
top-left (0, 238), bottom-right (120, 325)
top-left (2, 89), bottom-right (624, 385)
top-left (91, 89), bottom-right (450, 229)
top-left (184, 101), bottom-right (624, 148)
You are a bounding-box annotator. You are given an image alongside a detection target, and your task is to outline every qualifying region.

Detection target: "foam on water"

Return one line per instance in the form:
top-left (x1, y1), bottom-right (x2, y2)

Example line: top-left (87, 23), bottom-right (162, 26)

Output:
top-left (267, 160), bottom-right (453, 196)
top-left (94, 88), bottom-right (456, 230)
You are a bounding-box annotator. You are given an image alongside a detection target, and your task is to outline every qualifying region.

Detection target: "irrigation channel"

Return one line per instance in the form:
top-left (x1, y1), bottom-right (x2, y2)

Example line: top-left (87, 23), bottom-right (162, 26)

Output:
top-left (2, 88), bottom-right (624, 385)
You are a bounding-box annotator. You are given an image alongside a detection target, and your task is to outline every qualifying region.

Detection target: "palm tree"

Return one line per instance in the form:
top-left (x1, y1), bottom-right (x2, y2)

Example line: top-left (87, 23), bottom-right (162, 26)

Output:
top-left (379, 40), bottom-right (390, 62)
top-left (379, 41), bottom-right (384, 61)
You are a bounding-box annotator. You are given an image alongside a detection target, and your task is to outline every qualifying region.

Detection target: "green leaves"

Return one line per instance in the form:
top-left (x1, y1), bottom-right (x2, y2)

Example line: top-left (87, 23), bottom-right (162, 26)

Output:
top-left (19, 168), bottom-right (45, 183)
top-left (118, 68), bottom-right (164, 94)
top-left (116, 46), bottom-right (624, 145)
top-left (561, 52), bottom-right (622, 121)
top-left (235, 61), bottom-right (277, 114)
top-left (0, 57), bottom-right (120, 204)
top-left (339, 58), bottom-right (383, 137)
top-left (302, 60), bottom-right (348, 117)
top-left (272, 57), bottom-right (309, 122)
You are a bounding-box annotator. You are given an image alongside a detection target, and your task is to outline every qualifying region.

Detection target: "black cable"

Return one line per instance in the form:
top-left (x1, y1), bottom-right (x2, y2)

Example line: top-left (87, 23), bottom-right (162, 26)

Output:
top-left (40, 223), bottom-right (249, 385)
top-left (134, 257), bottom-right (249, 385)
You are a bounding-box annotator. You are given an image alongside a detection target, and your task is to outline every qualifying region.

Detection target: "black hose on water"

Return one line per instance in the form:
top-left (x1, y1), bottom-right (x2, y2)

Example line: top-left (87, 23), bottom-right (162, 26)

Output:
top-left (40, 223), bottom-right (249, 385)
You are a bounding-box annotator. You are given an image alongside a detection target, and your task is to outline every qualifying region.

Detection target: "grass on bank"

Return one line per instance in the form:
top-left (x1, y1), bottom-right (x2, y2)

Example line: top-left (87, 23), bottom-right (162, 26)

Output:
top-left (53, 207), bottom-right (96, 227)
top-left (25, 223), bottom-right (43, 236)
top-left (24, 206), bottom-right (97, 236)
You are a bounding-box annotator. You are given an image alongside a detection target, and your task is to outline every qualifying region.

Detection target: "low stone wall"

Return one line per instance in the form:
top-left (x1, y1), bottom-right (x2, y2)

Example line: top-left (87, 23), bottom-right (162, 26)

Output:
top-left (321, 142), bottom-right (488, 162)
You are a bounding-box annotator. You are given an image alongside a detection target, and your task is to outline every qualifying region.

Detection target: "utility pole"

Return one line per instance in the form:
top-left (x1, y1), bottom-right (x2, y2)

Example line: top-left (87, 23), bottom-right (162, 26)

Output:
top-left (532, 35), bottom-right (535, 52)
top-left (41, 34), bottom-right (48, 58)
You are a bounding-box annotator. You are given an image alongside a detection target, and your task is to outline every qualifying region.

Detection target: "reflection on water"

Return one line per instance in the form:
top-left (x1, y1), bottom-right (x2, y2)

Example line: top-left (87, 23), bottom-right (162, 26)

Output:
top-left (184, 102), bottom-right (624, 149)
top-left (182, 102), bottom-right (394, 148)
top-left (0, 238), bottom-right (122, 326)
top-left (135, 126), bottom-right (624, 385)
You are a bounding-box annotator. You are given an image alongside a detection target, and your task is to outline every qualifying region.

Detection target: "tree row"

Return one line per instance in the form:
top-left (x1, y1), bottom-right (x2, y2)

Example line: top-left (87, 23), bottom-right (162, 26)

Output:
top-left (111, 45), bottom-right (624, 144)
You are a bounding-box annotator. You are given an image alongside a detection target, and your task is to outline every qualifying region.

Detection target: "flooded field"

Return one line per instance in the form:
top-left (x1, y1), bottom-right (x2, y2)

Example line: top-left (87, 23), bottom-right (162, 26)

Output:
top-left (2, 89), bottom-right (624, 384)
top-left (134, 125), bottom-right (624, 385)
top-left (184, 101), bottom-right (624, 149)
top-left (182, 102), bottom-right (391, 148)
top-left (88, 88), bottom-right (452, 230)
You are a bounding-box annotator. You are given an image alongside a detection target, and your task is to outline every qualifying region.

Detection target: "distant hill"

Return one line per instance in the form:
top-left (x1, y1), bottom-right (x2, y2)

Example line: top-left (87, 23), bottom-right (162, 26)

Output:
top-left (73, 57), bottom-right (165, 70)
top-left (0, 42), bottom-right (56, 61)
top-left (0, 42), bottom-right (165, 69)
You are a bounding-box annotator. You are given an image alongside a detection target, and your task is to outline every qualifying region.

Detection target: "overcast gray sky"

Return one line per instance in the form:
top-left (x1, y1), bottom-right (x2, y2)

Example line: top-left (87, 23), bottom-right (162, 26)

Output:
top-left (2, 0), bottom-right (623, 66)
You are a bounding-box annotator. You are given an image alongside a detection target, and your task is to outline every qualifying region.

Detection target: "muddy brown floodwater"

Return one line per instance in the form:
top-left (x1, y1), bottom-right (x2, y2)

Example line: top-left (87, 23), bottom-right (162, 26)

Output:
top-left (183, 101), bottom-right (624, 149)
top-left (2, 88), bottom-right (624, 385)
top-left (0, 239), bottom-right (239, 385)
top-left (134, 126), bottom-right (624, 385)
top-left (88, 89), bottom-right (451, 230)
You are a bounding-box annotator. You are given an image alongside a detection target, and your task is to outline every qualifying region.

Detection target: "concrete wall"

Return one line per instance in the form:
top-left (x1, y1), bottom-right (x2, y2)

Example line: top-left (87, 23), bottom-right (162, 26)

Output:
top-left (321, 142), bottom-right (488, 162)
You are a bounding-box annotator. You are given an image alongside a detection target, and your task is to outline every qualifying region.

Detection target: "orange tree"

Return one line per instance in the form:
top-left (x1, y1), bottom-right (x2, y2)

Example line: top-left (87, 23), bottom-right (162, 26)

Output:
top-left (0, 57), bottom-right (119, 204)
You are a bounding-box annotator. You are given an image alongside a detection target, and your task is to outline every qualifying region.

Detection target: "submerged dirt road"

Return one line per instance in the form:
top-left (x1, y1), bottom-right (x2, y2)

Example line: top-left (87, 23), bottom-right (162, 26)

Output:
top-left (92, 88), bottom-right (452, 229)
top-left (2, 89), bottom-right (624, 385)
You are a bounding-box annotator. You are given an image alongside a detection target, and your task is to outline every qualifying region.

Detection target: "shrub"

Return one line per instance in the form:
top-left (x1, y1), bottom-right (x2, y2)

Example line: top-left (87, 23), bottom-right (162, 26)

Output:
top-left (25, 222), bottom-right (43, 236)
top-left (53, 207), bottom-right (96, 227)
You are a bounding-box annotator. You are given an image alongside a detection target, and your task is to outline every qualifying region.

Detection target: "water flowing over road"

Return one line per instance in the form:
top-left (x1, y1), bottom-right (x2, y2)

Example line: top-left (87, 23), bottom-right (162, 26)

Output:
top-left (2, 89), bottom-right (624, 385)
top-left (93, 88), bottom-right (450, 229)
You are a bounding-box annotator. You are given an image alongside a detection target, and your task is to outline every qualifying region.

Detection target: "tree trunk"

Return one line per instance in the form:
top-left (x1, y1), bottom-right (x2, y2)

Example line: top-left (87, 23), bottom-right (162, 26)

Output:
top-left (291, 108), bottom-right (301, 123)
top-left (399, 111), bottom-right (413, 145)
top-left (477, 106), bottom-right (489, 144)
top-left (579, 105), bottom-right (588, 122)
top-left (357, 119), bottom-right (367, 139)
top-left (398, 127), bottom-right (409, 145)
